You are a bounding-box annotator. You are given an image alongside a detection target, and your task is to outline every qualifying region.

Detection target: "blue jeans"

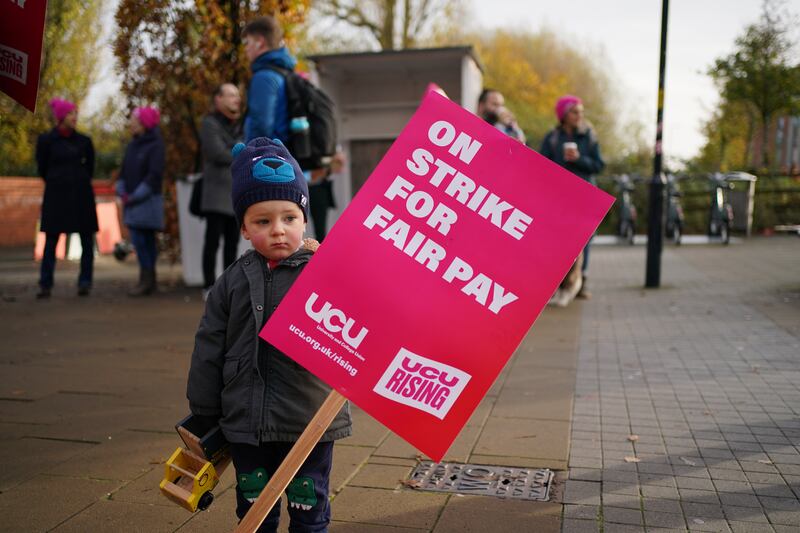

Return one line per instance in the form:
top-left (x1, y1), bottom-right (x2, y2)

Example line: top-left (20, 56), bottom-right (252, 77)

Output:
top-left (39, 232), bottom-right (94, 289)
top-left (129, 228), bottom-right (158, 269)
top-left (232, 441), bottom-right (333, 533)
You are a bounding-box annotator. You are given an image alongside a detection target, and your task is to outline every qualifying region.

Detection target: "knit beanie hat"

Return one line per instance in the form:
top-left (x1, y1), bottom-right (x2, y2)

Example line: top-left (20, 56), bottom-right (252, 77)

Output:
top-left (49, 98), bottom-right (76, 123)
top-left (133, 106), bottom-right (160, 129)
top-left (555, 95), bottom-right (582, 122)
top-left (230, 137), bottom-right (309, 224)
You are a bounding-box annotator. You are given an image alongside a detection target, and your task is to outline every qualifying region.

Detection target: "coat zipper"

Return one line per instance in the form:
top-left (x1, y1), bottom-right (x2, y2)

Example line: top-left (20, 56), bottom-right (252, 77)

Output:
top-left (260, 264), bottom-right (273, 443)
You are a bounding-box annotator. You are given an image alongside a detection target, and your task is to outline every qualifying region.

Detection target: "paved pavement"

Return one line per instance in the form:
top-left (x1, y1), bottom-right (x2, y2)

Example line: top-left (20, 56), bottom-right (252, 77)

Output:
top-left (565, 237), bottom-right (800, 533)
top-left (0, 236), bottom-right (798, 532)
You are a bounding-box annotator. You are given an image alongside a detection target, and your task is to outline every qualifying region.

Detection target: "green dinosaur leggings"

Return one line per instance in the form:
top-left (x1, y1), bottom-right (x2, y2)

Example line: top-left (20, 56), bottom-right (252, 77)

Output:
top-left (231, 440), bottom-right (333, 533)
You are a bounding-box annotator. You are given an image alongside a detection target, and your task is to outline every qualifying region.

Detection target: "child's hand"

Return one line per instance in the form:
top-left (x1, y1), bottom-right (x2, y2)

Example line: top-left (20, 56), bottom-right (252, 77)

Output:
top-left (302, 238), bottom-right (320, 252)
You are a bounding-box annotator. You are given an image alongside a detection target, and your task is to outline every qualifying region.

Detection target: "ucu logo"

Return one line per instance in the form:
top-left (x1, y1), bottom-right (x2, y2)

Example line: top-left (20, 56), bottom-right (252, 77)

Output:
top-left (373, 348), bottom-right (471, 420)
top-left (304, 292), bottom-right (369, 349)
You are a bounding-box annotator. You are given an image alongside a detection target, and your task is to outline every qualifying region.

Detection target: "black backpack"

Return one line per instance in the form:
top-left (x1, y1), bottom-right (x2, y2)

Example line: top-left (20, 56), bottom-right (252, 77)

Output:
top-left (267, 65), bottom-right (337, 171)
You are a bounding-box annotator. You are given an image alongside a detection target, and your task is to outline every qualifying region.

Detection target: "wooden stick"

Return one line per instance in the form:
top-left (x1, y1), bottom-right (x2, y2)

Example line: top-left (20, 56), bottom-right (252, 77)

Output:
top-left (233, 390), bottom-right (347, 533)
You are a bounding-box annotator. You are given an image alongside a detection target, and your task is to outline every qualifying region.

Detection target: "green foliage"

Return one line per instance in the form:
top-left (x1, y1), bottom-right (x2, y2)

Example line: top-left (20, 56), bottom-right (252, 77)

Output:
top-left (113, 0), bottom-right (310, 259)
top-left (454, 27), bottom-right (649, 171)
top-left (689, 100), bottom-right (753, 174)
top-left (0, 0), bottom-right (103, 176)
top-left (700, 0), bottom-right (800, 170)
top-left (114, 0), bottom-right (310, 178)
top-left (595, 174), bottom-right (800, 236)
top-left (81, 96), bottom-right (128, 180)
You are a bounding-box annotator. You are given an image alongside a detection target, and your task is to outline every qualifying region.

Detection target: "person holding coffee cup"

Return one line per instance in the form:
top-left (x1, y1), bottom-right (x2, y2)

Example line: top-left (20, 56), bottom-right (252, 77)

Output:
top-left (540, 94), bottom-right (605, 299)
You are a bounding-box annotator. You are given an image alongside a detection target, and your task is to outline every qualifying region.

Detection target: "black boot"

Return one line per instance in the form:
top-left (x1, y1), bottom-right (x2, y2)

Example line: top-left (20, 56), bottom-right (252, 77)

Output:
top-left (36, 286), bottom-right (52, 299)
top-left (142, 268), bottom-right (157, 295)
top-left (128, 268), bottom-right (151, 297)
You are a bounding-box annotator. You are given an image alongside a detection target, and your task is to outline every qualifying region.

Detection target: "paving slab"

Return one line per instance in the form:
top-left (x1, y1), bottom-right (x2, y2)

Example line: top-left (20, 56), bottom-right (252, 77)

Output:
top-left (52, 499), bottom-right (191, 533)
top-left (434, 494), bottom-right (561, 532)
top-left (0, 474), bottom-right (121, 531)
top-left (330, 486), bottom-right (448, 529)
top-left (566, 237), bottom-right (800, 533)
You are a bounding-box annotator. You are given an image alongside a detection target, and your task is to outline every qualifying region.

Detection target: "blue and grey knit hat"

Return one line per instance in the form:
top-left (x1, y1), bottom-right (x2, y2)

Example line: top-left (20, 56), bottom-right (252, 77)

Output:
top-left (230, 137), bottom-right (309, 224)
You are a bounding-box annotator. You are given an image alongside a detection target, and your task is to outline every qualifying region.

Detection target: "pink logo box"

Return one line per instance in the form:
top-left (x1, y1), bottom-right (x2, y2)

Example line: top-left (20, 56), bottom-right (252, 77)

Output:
top-left (261, 90), bottom-right (614, 461)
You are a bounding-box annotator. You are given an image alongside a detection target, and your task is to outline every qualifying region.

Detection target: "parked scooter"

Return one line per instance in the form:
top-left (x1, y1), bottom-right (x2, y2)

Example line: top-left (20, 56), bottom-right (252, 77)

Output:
top-left (665, 174), bottom-right (685, 245)
top-left (614, 174), bottom-right (638, 245)
top-left (708, 173), bottom-right (734, 244)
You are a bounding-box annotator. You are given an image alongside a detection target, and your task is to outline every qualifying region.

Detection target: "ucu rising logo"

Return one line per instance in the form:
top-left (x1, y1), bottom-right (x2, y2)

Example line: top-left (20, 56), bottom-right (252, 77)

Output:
top-left (373, 348), bottom-right (471, 420)
top-left (304, 292), bottom-right (369, 349)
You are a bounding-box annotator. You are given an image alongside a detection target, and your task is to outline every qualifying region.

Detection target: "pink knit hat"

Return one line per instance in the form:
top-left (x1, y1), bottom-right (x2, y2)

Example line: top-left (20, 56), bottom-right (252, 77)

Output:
top-left (555, 95), bottom-right (582, 122)
top-left (133, 106), bottom-right (161, 129)
top-left (49, 98), bottom-right (76, 122)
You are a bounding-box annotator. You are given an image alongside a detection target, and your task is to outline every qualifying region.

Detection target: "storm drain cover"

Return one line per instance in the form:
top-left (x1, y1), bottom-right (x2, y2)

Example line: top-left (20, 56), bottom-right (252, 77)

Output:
top-left (407, 461), bottom-right (554, 501)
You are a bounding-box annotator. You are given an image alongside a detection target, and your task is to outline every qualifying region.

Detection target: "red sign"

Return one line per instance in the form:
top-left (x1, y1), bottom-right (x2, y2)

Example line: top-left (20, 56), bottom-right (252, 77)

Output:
top-left (1, 0), bottom-right (48, 112)
top-left (261, 91), bottom-right (614, 461)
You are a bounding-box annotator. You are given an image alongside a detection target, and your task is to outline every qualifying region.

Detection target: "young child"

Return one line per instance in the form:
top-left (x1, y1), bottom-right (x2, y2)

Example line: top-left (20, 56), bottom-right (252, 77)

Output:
top-left (187, 137), bottom-right (352, 532)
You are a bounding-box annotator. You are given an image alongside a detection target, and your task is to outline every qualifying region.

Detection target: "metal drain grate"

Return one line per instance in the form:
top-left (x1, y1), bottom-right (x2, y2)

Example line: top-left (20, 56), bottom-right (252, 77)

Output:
top-left (407, 461), bottom-right (554, 501)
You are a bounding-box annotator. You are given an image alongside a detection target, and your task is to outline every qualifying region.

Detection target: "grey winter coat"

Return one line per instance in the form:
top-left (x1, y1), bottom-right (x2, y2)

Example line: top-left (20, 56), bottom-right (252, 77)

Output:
top-left (187, 247), bottom-right (352, 445)
top-left (199, 112), bottom-right (242, 216)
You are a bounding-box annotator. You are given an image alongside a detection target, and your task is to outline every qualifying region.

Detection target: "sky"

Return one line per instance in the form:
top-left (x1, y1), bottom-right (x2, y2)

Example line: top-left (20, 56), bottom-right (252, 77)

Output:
top-left (87, 0), bottom-right (778, 164)
top-left (467, 0), bottom-right (774, 164)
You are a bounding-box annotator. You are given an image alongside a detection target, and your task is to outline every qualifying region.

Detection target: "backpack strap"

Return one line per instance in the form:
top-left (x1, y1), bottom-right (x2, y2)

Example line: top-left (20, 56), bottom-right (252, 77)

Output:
top-left (264, 64), bottom-right (303, 118)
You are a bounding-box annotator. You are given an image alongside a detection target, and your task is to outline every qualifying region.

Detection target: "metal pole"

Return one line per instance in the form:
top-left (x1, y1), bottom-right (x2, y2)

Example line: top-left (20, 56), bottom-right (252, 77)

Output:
top-left (645, 0), bottom-right (670, 288)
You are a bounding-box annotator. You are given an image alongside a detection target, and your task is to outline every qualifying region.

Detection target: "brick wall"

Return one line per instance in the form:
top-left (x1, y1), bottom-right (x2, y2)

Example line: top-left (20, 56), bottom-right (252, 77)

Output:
top-left (0, 177), bottom-right (118, 247)
top-left (0, 177), bottom-right (44, 247)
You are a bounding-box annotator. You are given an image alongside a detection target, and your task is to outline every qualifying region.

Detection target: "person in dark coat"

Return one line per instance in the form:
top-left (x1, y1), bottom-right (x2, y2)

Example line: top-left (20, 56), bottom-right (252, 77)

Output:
top-left (199, 83), bottom-right (243, 295)
top-left (307, 151), bottom-right (344, 242)
top-left (116, 106), bottom-right (165, 296)
top-left (35, 98), bottom-right (98, 299)
top-left (540, 94), bottom-right (605, 299)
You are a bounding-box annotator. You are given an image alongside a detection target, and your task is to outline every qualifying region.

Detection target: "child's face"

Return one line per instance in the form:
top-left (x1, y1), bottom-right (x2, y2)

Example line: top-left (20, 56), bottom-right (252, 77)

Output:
top-left (241, 200), bottom-right (306, 261)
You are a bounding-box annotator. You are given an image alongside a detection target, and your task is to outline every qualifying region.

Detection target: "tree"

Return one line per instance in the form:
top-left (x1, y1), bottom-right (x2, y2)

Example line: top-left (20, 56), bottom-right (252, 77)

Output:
top-left (707, 0), bottom-right (800, 169)
top-left (114, 0), bottom-right (310, 177)
top-left (310, 0), bottom-right (463, 51)
top-left (690, 100), bottom-right (752, 173)
top-left (0, 0), bottom-right (103, 176)
top-left (114, 0), bottom-right (309, 259)
top-left (463, 28), bottom-right (625, 163)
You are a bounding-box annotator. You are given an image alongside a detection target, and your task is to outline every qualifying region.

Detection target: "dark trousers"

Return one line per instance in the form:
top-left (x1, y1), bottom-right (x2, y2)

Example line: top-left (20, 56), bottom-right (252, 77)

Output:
top-left (129, 228), bottom-right (158, 270)
top-left (39, 232), bottom-right (94, 289)
top-left (232, 440), bottom-right (333, 533)
top-left (202, 213), bottom-right (240, 288)
top-left (581, 238), bottom-right (592, 275)
top-left (309, 183), bottom-right (332, 242)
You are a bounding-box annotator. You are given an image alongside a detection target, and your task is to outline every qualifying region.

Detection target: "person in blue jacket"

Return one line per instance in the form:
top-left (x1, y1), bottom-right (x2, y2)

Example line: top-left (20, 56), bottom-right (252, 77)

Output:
top-left (241, 16), bottom-right (295, 143)
top-left (116, 106), bottom-right (165, 296)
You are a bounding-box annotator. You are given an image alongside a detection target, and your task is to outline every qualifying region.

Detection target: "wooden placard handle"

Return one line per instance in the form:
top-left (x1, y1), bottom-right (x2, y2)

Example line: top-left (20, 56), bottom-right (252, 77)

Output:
top-left (233, 390), bottom-right (347, 533)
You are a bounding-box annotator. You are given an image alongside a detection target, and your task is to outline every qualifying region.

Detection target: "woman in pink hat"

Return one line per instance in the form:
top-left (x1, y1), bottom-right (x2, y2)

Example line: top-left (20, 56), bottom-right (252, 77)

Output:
top-left (116, 106), bottom-right (165, 296)
top-left (540, 95), bottom-right (605, 300)
top-left (35, 98), bottom-right (98, 299)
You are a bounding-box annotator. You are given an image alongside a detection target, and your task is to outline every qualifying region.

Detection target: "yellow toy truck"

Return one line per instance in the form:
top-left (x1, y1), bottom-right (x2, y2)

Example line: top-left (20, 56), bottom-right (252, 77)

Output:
top-left (159, 414), bottom-right (230, 512)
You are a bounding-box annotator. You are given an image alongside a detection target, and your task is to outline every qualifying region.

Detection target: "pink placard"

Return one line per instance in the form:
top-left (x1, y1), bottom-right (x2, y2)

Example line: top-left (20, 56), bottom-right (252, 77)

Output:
top-left (261, 90), bottom-right (614, 461)
top-left (1, 0), bottom-right (48, 112)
